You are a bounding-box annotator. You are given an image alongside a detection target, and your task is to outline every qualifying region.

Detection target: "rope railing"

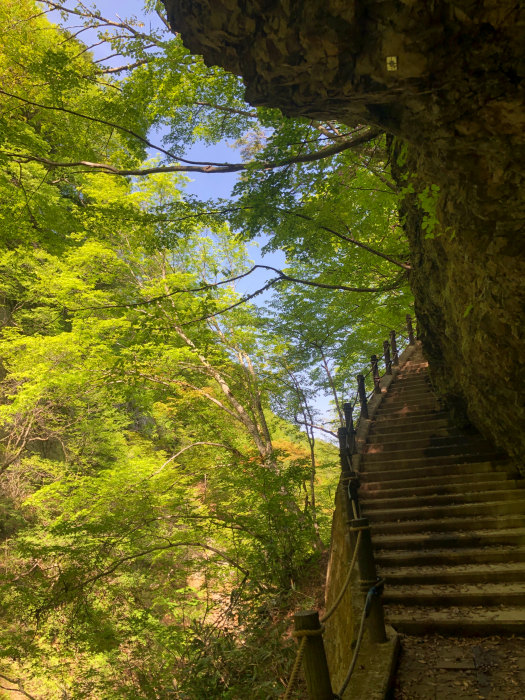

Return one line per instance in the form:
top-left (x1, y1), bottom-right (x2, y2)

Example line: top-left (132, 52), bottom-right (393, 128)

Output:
top-left (283, 522), bottom-right (386, 699)
top-left (335, 578), bottom-right (385, 698)
top-left (282, 635), bottom-right (308, 700)
top-left (282, 315), bottom-right (416, 699)
top-left (320, 531), bottom-right (362, 625)
top-left (283, 532), bottom-right (362, 699)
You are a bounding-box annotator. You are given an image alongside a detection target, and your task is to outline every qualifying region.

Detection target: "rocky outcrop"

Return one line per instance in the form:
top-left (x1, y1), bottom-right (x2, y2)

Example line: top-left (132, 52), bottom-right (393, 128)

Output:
top-left (392, 138), bottom-right (525, 462)
top-left (163, 0), bottom-right (525, 458)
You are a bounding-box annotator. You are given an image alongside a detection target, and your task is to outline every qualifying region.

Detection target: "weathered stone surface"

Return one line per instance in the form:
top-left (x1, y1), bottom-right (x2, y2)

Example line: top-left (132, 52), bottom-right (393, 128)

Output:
top-left (163, 0), bottom-right (525, 459)
top-left (392, 139), bottom-right (525, 460)
top-left (323, 482), bottom-right (354, 688)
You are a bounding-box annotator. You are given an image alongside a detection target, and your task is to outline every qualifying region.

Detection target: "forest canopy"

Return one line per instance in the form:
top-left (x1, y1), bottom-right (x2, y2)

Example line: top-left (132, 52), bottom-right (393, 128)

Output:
top-left (0, 1), bottom-right (413, 697)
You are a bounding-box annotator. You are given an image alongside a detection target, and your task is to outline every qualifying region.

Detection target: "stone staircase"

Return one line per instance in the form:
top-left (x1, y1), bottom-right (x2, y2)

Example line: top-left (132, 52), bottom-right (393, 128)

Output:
top-left (359, 344), bottom-right (525, 635)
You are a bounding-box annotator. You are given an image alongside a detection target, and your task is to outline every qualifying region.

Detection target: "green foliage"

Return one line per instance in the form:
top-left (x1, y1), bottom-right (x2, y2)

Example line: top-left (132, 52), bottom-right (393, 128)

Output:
top-left (0, 2), bottom-right (414, 697)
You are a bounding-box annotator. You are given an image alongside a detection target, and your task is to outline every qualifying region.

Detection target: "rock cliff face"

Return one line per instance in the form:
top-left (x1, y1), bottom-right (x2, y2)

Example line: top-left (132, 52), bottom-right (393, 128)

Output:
top-left (163, 0), bottom-right (525, 459)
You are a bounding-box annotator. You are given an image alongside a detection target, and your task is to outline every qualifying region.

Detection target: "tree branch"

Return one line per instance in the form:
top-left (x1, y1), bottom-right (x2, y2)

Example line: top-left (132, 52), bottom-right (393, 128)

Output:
top-left (195, 101), bottom-right (257, 118)
top-left (134, 374), bottom-right (240, 422)
top-left (48, 541), bottom-right (250, 601)
top-left (281, 209), bottom-right (411, 270)
top-left (70, 265), bottom-right (262, 310)
top-left (99, 58), bottom-right (152, 74)
top-left (178, 269), bottom-right (405, 326)
top-left (0, 674), bottom-right (37, 700)
top-left (41, 1), bottom-right (166, 47)
top-left (254, 265), bottom-right (406, 293)
top-left (0, 90), bottom-right (229, 168)
top-left (180, 279), bottom-right (279, 325)
top-left (148, 441), bottom-right (243, 479)
top-left (293, 418), bottom-right (338, 439)
top-left (66, 263), bottom-right (404, 327)
top-left (1, 126), bottom-right (381, 177)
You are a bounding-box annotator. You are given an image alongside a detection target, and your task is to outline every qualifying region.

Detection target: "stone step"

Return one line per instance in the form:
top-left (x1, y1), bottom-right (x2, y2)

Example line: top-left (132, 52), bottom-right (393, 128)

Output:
top-left (363, 434), bottom-right (494, 453)
top-left (361, 443), bottom-right (498, 464)
top-left (362, 454), bottom-right (507, 473)
top-left (386, 380), bottom-right (433, 390)
top-left (364, 497), bottom-right (525, 523)
top-left (386, 389), bottom-right (432, 400)
top-left (361, 486), bottom-right (525, 510)
top-left (385, 607), bottom-right (525, 636)
top-left (386, 383), bottom-right (432, 395)
top-left (381, 390), bottom-right (436, 403)
top-left (372, 411), bottom-right (449, 426)
top-left (366, 428), bottom-right (470, 444)
top-left (388, 375), bottom-right (431, 384)
top-left (379, 390), bottom-right (438, 402)
top-left (397, 365), bottom-right (428, 372)
top-left (383, 584), bottom-right (525, 607)
top-left (361, 469), bottom-right (514, 494)
top-left (361, 475), bottom-right (519, 500)
top-left (360, 345), bottom-right (523, 638)
top-left (387, 375), bottom-right (432, 386)
top-left (375, 544), bottom-right (525, 567)
top-left (375, 403), bottom-right (443, 416)
top-left (367, 420), bottom-right (452, 437)
top-left (360, 459), bottom-right (510, 483)
top-left (379, 400), bottom-right (439, 412)
top-left (373, 527), bottom-right (525, 551)
top-left (371, 513), bottom-right (525, 536)
top-left (379, 406), bottom-right (439, 418)
top-left (379, 399), bottom-right (439, 411)
top-left (394, 371), bottom-right (430, 380)
top-left (382, 562), bottom-right (525, 585)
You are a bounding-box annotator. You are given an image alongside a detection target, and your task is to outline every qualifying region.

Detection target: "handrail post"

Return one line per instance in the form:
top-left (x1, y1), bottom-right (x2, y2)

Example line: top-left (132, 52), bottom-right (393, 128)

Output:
top-left (390, 330), bottom-right (399, 366)
top-left (293, 611), bottom-right (333, 700)
top-left (356, 374), bottom-right (369, 419)
top-left (406, 314), bottom-right (415, 345)
top-left (350, 517), bottom-right (387, 643)
top-left (383, 340), bottom-right (392, 375)
top-left (338, 427), bottom-right (351, 478)
top-left (343, 402), bottom-right (356, 454)
top-left (371, 355), bottom-right (381, 394)
top-left (338, 426), bottom-right (360, 523)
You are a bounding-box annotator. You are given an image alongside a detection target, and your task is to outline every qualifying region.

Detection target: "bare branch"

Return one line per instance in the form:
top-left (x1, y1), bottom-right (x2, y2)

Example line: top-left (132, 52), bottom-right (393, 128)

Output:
top-left (93, 47), bottom-right (157, 64)
top-left (179, 279), bottom-right (279, 326)
top-left (71, 38), bottom-right (106, 61)
top-left (64, 262), bottom-right (403, 329)
top-left (179, 269), bottom-right (404, 326)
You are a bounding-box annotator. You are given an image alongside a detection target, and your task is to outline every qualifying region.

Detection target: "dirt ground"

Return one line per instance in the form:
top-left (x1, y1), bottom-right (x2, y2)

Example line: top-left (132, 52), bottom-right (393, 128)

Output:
top-left (392, 634), bottom-right (525, 699)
